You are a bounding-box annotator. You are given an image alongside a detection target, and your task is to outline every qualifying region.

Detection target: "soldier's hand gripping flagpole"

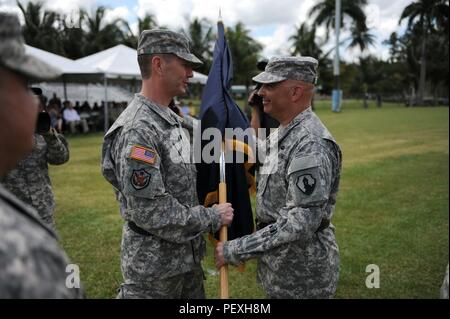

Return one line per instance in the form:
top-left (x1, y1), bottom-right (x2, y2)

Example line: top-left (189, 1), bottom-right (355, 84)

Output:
top-left (219, 141), bottom-right (229, 299)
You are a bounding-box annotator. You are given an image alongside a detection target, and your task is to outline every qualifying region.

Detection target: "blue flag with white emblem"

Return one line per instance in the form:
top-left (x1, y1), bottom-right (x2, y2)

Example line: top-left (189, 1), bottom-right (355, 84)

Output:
top-left (196, 20), bottom-right (255, 241)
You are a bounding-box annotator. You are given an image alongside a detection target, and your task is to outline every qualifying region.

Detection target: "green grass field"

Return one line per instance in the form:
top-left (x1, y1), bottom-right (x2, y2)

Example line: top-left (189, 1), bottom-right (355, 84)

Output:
top-left (49, 99), bottom-right (449, 298)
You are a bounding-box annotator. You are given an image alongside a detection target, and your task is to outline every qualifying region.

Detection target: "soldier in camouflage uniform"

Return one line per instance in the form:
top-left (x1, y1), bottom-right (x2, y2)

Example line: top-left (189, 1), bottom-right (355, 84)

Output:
top-left (215, 56), bottom-right (342, 299)
top-left (0, 12), bottom-right (83, 298)
top-left (101, 29), bottom-right (234, 299)
top-left (2, 101), bottom-right (70, 230)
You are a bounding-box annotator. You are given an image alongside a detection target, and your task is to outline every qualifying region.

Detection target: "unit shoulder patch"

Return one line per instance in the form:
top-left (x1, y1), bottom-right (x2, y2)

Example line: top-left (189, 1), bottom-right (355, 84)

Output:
top-left (296, 173), bottom-right (316, 195)
top-left (131, 168), bottom-right (151, 190)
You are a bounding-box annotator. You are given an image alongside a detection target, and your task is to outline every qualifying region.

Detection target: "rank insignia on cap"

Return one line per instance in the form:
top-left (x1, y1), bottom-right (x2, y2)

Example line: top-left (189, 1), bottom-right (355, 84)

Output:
top-left (297, 174), bottom-right (316, 195)
top-left (130, 145), bottom-right (157, 165)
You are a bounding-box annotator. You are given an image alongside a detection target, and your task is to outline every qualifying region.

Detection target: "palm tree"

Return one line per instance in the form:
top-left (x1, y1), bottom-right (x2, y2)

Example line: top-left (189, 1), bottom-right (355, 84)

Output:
top-left (17, 1), bottom-right (64, 55)
top-left (427, 31), bottom-right (449, 102)
top-left (347, 24), bottom-right (376, 52)
top-left (122, 13), bottom-right (159, 49)
top-left (138, 13), bottom-right (158, 34)
top-left (185, 18), bottom-right (214, 74)
top-left (383, 29), bottom-right (420, 96)
top-left (289, 23), bottom-right (323, 57)
top-left (309, 0), bottom-right (374, 52)
top-left (225, 22), bottom-right (263, 88)
top-left (59, 10), bottom-right (86, 59)
top-left (399, 0), bottom-right (449, 104)
top-left (82, 6), bottom-right (128, 55)
top-left (383, 32), bottom-right (403, 63)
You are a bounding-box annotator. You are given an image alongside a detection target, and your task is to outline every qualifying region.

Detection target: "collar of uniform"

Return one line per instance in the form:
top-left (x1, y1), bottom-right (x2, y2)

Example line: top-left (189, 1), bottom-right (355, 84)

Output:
top-left (168, 108), bottom-right (186, 125)
top-left (135, 94), bottom-right (178, 126)
top-left (278, 106), bottom-right (312, 142)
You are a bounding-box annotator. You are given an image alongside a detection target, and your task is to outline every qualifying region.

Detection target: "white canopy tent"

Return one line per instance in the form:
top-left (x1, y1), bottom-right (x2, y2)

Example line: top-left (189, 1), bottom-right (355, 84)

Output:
top-left (25, 45), bottom-right (98, 75)
top-left (26, 44), bottom-right (208, 131)
top-left (76, 44), bottom-right (208, 84)
top-left (25, 45), bottom-right (100, 99)
top-left (76, 44), bottom-right (208, 131)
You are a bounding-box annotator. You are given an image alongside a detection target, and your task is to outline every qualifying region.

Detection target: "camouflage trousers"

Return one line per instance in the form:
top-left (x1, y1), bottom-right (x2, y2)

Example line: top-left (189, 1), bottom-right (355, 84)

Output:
top-left (117, 266), bottom-right (206, 299)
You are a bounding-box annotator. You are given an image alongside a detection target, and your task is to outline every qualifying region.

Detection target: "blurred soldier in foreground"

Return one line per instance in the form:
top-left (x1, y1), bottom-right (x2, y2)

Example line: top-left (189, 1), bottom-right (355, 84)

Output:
top-left (215, 56), bottom-right (342, 298)
top-left (0, 12), bottom-right (83, 298)
top-left (101, 29), bottom-right (234, 299)
top-left (1, 88), bottom-right (70, 231)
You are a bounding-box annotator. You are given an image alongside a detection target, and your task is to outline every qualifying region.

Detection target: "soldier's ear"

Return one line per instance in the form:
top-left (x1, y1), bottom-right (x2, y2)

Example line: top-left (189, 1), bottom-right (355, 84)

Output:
top-left (291, 85), bottom-right (304, 102)
top-left (152, 56), bottom-right (164, 76)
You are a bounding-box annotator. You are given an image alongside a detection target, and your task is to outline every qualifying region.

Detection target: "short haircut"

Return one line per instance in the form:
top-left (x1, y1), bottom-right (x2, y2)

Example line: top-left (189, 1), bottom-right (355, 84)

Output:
top-left (288, 79), bottom-right (315, 91)
top-left (138, 54), bottom-right (175, 79)
top-left (138, 55), bottom-right (152, 79)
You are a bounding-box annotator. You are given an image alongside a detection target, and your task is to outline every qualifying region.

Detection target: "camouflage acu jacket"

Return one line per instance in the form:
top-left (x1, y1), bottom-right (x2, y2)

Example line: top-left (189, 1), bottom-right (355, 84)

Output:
top-left (224, 107), bottom-right (342, 298)
top-left (1, 133), bottom-right (69, 227)
top-left (0, 185), bottom-right (83, 298)
top-left (102, 94), bottom-right (221, 281)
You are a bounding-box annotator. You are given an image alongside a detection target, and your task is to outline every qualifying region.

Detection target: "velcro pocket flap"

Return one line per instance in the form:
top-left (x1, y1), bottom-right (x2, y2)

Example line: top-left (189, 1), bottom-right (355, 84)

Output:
top-left (287, 155), bottom-right (319, 176)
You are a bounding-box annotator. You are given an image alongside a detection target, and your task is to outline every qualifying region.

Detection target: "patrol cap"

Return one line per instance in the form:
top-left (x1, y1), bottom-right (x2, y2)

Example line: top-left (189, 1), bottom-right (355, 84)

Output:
top-left (252, 56), bottom-right (318, 84)
top-left (137, 29), bottom-right (203, 67)
top-left (0, 12), bottom-right (61, 80)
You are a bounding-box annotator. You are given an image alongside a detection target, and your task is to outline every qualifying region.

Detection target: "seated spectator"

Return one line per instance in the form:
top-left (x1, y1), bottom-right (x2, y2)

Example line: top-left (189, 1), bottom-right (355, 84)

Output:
top-left (81, 101), bottom-right (91, 112)
top-left (48, 92), bottom-right (62, 109)
top-left (62, 101), bottom-right (89, 134)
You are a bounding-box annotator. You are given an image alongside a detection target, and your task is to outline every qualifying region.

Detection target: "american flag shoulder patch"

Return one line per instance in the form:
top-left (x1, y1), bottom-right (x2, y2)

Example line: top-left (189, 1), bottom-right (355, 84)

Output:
top-left (130, 145), bottom-right (157, 165)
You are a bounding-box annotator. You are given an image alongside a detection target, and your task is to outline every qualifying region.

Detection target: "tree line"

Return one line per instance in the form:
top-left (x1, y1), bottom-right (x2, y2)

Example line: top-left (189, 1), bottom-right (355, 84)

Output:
top-left (18, 0), bottom-right (449, 105)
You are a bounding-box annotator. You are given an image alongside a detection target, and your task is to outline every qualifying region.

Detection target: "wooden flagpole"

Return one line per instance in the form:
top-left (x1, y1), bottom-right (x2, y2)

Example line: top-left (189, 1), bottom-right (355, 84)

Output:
top-left (219, 141), bottom-right (229, 299)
